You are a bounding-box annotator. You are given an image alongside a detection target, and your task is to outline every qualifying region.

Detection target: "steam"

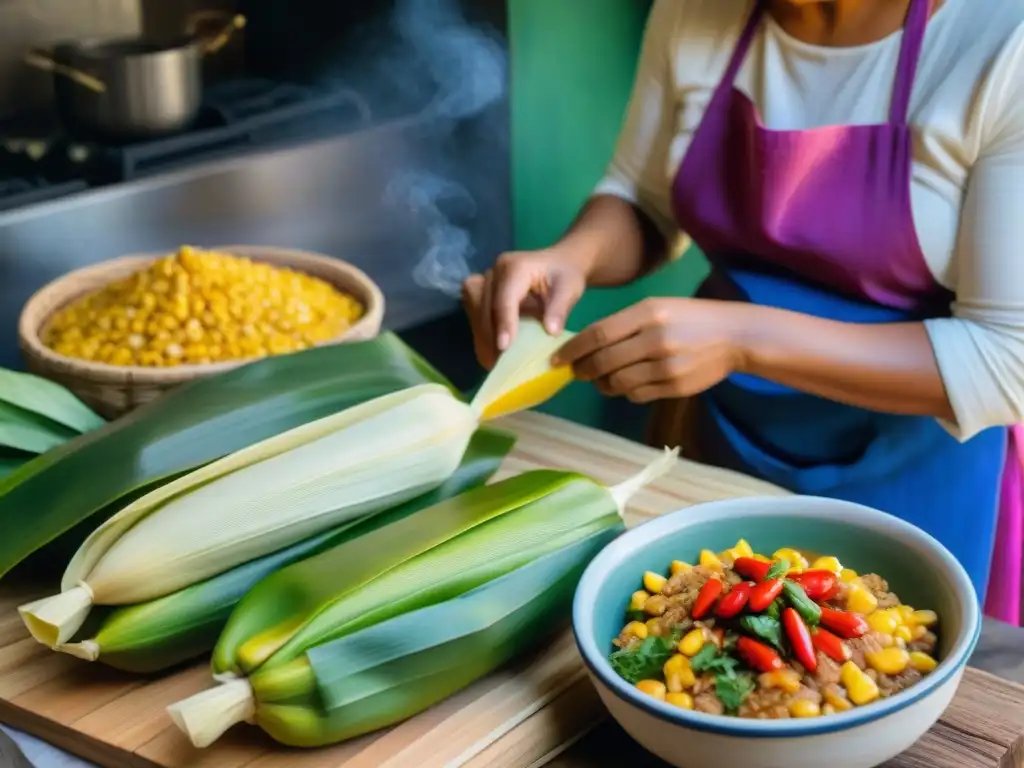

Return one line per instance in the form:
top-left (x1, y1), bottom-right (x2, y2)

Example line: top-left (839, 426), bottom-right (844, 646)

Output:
top-left (389, 0), bottom-right (508, 297)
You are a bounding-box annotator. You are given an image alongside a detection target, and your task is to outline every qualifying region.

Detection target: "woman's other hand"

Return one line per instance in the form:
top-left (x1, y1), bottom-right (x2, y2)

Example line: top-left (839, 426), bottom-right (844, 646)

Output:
top-left (461, 248), bottom-right (588, 369)
top-left (553, 298), bottom-right (750, 403)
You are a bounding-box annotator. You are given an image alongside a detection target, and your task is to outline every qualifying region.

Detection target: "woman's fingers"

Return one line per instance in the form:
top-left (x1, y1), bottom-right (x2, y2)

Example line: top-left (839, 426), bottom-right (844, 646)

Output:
top-left (554, 301), bottom-right (658, 366)
top-left (462, 273), bottom-right (496, 370)
top-left (572, 327), bottom-right (665, 382)
top-left (542, 273), bottom-right (584, 335)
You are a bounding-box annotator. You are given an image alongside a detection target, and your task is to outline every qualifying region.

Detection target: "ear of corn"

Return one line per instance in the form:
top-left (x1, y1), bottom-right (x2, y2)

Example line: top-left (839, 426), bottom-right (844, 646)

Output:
top-left (471, 319), bottom-right (574, 421)
top-left (19, 321), bottom-right (578, 647)
top-left (20, 383), bottom-right (481, 647)
top-left (169, 528), bottom-right (614, 748)
top-left (0, 333), bottom-right (455, 579)
top-left (167, 449), bottom-right (676, 748)
top-left (56, 427), bottom-right (515, 673)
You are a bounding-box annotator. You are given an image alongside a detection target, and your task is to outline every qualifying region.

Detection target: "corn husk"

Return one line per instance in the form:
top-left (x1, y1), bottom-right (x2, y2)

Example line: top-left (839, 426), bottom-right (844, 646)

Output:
top-left (20, 319), bottom-right (575, 646)
top-left (168, 449), bottom-right (677, 748)
top-left (20, 384), bottom-right (479, 647)
top-left (56, 427), bottom-right (515, 673)
top-left (0, 334), bottom-right (453, 579)
top-left (172, 529), bottom-right (613, 748)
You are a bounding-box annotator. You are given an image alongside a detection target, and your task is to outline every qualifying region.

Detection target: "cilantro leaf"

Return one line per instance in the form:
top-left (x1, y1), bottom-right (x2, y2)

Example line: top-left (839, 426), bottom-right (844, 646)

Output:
top-left (715, 672), bottom-right (755, 713)
top-left (609, 635), bottom-right (676, 684)
top-left (765, 559), bottom-right (790, 580)
top-left (690, 643), bottom-right (741, 676)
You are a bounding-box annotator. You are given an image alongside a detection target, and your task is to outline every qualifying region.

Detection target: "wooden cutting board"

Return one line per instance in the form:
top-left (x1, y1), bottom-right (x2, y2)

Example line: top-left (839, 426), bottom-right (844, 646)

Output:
top-left (0, 412), bottom-right (1021, 768)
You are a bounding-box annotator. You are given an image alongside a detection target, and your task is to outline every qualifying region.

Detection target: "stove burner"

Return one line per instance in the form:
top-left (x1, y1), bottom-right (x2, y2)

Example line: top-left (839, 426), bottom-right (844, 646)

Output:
top-left (97, 80), bottom-right (373, 182)
top-left (0, 78), bottom-right (374, 206)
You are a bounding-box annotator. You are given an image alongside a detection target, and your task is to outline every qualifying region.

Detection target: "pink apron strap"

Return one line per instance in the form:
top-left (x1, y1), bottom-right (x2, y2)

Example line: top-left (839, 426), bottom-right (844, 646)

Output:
top-left (984, 426), bottom-right (1024, 625)
top-left (888, 0), bottom-right (931, 124)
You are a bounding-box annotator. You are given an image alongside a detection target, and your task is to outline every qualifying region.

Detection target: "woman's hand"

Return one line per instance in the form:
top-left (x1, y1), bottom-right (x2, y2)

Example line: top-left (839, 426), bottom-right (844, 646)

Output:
top-left (552, 298), bottom-right (750, 403)
top-left (462, 247), bottom-right (589, 369)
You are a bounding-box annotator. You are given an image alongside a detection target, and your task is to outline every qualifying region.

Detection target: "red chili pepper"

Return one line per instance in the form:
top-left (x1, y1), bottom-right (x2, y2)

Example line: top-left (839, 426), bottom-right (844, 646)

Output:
top-left (782, 607), bottom-right (817, 672)
top-left (691, 578), bottom-right (724, 619)
top-left (790, 570), bottom-right (840, 601)
top-left (732, 557), bottom-right (771, 582)
top-left (715, 582), bottom-right (754, 619)
top-left (811, 627), bottom-right (852, 663)
top-left (747, 578), bottom-right (784, 612)
top-left (736, 636), bottom-right (785, 673)
top-left (819, 607), bottom-right (870, 639)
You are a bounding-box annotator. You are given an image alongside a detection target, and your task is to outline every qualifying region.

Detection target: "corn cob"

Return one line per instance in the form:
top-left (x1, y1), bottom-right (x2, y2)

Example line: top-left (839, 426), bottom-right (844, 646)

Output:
top-left (20, 320), bottom-right (574, 647)
top-left (0, 333), bottom-right (455, 579)
top-left (172, 529), bottom-right (613, 748)
top-left (168, 449), bottom-right (677, 748)
top-left (56, 427), bottom-right (515, 672)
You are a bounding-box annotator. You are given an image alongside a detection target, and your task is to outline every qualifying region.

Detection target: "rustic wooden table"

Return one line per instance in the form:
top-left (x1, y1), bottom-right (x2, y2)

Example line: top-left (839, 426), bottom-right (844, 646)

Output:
top-left (1, 412), bottom-right (1022, 768)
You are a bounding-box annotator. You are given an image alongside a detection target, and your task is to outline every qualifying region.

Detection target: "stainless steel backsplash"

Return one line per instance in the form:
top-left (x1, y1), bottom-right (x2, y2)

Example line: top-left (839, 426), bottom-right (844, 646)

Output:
top-left (0, 0), bottom-right (144, 117)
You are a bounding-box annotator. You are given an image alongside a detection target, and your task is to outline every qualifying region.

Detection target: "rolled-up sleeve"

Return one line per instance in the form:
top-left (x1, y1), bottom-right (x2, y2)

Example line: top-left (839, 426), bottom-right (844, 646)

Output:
top-left (593, 0), bottom-right (681, 242)
top-left (925, 25), bottom-right (1024, 440)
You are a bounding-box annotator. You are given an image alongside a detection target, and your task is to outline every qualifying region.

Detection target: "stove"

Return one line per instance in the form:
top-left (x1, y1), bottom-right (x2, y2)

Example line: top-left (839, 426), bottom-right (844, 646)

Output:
top-left (0, 79), bottom-right (373, 212)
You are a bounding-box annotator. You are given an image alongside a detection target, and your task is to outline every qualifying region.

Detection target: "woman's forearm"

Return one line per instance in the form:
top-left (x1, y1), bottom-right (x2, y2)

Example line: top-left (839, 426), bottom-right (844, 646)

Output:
top-left (736, 304), bottom-right (956, 420)
top-left (554, 195), bottom-right (669, 287)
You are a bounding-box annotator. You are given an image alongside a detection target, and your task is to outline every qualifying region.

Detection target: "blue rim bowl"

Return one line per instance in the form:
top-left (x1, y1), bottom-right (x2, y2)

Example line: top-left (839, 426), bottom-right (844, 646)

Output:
top-left (572, 495), bottom-right (981, 739)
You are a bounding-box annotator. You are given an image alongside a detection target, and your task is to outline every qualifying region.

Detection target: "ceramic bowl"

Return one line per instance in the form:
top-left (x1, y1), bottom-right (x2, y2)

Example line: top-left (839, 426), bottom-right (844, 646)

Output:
top-left (572, 495), bottom-right (981, 768)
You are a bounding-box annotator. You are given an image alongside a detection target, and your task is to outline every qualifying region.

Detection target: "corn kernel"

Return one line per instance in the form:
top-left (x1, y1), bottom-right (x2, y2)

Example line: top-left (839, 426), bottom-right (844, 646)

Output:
top-left (839, 568), bottom-right (859, 583)
top-left (666, 692), bottom-right (694, 709)
top-left (643, 571), bottom-right (668, 594)
top-left (894, 625), bottom-right (913, 642)
top-left (895, 604), bottom-right (914, 623)
top-left (841, 661), bottom-right (880, 705)
top-left (42, 246), bottom-right (364, 368)
top-left (772, 548), bottom-right (809, 571)
top-left (846, 583), bottom-right (879, 615)
top-left (909, 610), bottom-right (938, 628)
top-left (734, 538), bottom-right (754, 558)
top-left (752, 553), bottom-right (772, 563)
top-left (664, 655), bottom-right (697, 692)
top-left (865, 647), bottom-right (910, 676)
top-left (628, 590), bottom-right (650, 612)
top-left (622, 621), bottom-right (648, 640)
top-left (822, 704), bottom-right (836, 715)
top-left (636, 680), bottom-right (667, 700)
top-left (789, 700), bottom-right (821, 718)
top-left (911, 625), bottom-right (928, 641)
top-left (644, 594), bottom-right (668, 616)
top-left (645, 618), bottom-right (661, 634)
top-left (760, 668), bottom-right (802, 694)
top-left (824, 687), bottom-right (853, 712)
top-left (670, 560), bottom-right (692, 576)
top-left (909, 651), bottom-right (938, 672)
top-left (811, 556), bottom-right (843, 573)
top-left (867, 609), bottom-right (901, 635)
top-left (699, 549), bottom-right (724, 570)
top-left (679, 629), bottom-right (705, 657)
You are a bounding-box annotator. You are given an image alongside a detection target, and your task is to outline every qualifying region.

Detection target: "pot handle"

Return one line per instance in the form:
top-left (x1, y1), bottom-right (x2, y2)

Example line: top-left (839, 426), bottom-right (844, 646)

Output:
top-left (23, 50), bottom-right (107, 93)
top-left (186, 12), bottom-right (247, 56)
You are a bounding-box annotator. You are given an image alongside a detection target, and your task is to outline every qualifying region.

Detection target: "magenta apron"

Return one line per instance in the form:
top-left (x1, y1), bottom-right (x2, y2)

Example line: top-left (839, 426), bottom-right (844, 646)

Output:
top-left (670, 0), bottom-right (1022, 622)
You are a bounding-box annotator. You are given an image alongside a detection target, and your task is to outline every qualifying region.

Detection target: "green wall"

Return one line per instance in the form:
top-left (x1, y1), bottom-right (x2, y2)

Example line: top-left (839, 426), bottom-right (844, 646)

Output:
top-left (508, 0), bottom-right (707, 433)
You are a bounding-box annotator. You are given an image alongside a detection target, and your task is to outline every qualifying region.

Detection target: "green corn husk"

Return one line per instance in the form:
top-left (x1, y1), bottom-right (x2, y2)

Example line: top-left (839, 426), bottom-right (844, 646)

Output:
top-left (0, 399), bottom-right (79, 454)
top-left (0, 367), bottom-right (105, 435)
top-left (57, 427), bottom-right (515, 673)
top-left (170, 529), bottom-right (613, 748)
top-left (0, 334), bottom-right (453, 579)
top-left (167, 449), bottom-right (677, 748)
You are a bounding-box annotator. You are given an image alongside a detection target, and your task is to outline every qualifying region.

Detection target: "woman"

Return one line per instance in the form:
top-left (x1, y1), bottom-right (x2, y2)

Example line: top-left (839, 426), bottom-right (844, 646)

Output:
top-left (462, 0), bottom-right (1024, 622)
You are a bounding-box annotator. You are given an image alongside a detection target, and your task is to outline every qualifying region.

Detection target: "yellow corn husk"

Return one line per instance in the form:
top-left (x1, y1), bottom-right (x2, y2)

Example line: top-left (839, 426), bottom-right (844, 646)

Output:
top-left (20, 319), bottom-right (577, 648)
top-left (166, 450), bottom-right (677, 748)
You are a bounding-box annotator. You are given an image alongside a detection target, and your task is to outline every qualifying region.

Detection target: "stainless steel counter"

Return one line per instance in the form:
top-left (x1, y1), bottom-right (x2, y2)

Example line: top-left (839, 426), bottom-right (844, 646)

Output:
top-left (0, 113), bottom-right (508, 370)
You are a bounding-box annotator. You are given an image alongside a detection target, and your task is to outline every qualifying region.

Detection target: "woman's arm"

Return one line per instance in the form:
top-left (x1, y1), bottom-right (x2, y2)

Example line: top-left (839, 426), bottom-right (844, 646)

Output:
top-left (555, 0), bottom-right (682, 288)
top-left (736, 310), bottom-right (954, 419)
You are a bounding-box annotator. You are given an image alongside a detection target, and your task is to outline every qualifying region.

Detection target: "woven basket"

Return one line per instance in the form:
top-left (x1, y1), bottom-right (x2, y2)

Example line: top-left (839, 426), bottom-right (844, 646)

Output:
top-left (19, 245), bottom-right (385, 419)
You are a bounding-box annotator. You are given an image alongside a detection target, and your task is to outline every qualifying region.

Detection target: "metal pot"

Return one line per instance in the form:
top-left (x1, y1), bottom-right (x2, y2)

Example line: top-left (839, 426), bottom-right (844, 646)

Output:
top-left (24, 13), bottom-right (245, 141)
